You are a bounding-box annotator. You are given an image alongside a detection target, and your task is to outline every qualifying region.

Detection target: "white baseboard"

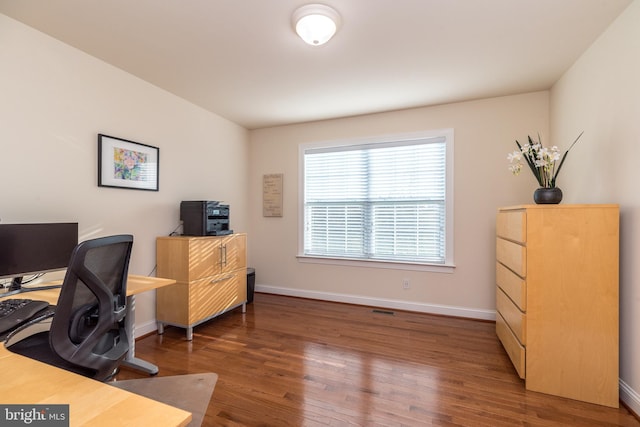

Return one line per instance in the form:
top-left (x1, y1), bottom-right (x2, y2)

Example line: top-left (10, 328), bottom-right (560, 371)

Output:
top-left (620, 379), bottom-right (640, 417)
top-left (255, 284), bottom-right (496, 321)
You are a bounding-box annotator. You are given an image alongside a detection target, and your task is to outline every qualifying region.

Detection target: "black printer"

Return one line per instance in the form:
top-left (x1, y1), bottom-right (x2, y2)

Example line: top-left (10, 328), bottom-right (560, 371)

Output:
top-left (180, 201), bottom-right (232, 236)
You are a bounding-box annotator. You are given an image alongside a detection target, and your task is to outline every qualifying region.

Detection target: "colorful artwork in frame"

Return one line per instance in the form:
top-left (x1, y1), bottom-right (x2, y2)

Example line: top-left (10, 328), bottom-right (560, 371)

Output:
top-left (98, 134), bottom-right (159, 191)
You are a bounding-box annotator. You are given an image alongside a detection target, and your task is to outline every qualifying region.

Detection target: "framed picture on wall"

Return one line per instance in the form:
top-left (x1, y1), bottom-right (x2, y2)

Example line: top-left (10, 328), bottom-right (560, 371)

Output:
top-left (98, 134), bottom-right (159, 191)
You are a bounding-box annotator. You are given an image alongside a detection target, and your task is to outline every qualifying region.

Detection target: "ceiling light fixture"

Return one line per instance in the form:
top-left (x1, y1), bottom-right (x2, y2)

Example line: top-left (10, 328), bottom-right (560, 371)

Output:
top-left (292, 4), bottom-right (341, 46)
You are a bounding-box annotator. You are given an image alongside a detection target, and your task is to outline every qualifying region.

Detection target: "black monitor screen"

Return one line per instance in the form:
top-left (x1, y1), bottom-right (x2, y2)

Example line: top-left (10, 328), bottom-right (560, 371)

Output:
top-left (0, 223), bottom-right (79, 280)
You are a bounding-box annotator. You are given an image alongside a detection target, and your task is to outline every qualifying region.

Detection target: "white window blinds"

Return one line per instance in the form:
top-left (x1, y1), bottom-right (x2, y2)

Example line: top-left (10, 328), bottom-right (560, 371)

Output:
top-left (303, 134), bottom-right (449, 264)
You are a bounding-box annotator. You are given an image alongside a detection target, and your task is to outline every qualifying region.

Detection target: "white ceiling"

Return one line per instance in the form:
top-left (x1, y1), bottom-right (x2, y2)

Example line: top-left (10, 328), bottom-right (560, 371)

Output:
top-left (0, 0), bottom-right (632, 129)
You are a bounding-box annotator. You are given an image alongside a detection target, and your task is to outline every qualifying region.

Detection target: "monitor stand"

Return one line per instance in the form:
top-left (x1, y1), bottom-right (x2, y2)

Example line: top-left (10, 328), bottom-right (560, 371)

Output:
top-left (4, 276), bottom-right (62, 298)
top-left (8, 276), bottom-right (23, 292)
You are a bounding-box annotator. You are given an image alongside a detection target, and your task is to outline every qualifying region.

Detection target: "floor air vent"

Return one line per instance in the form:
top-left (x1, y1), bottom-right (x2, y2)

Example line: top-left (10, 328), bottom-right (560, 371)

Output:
top-left (372, 309), bottom-right (395, 315)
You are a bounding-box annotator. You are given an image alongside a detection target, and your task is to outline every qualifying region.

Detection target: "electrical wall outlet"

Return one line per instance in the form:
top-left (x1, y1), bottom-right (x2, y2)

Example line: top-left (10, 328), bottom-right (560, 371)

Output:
top-left (402, 278), bottom-right (410, 289)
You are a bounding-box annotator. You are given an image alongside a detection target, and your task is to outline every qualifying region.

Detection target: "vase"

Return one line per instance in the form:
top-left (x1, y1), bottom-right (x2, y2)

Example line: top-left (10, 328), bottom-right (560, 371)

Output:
top-left (533, 187), bottom-right (563, 204)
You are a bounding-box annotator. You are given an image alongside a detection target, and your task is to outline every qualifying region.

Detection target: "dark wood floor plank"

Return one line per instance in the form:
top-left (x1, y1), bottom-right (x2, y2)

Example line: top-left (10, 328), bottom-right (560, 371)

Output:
top-left (115, 293), bottom-right (640, 426)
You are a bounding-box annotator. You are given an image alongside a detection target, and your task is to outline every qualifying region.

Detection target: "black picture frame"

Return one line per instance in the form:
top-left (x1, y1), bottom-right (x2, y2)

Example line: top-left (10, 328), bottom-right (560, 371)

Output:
top-left (98, 134), bottom-right (159, 191)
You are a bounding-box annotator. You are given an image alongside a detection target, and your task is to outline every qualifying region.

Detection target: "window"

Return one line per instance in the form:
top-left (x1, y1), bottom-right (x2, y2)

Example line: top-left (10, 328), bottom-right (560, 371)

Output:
top-left (299, 130), bottom-right (454, 270)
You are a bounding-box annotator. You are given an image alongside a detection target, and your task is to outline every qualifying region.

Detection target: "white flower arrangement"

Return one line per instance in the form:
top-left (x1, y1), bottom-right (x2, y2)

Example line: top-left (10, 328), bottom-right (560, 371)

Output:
top-left (508, 132), bottom-right (583, 188)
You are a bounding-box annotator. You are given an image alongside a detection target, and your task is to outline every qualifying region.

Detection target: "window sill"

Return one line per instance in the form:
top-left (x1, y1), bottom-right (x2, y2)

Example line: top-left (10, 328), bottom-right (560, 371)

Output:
top-left (296, 255), bottom-right (455, 273)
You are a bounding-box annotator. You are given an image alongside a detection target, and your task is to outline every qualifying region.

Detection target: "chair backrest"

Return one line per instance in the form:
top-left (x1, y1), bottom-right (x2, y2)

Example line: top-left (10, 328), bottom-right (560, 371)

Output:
top-left (49, 234), bottom-right (133, 381)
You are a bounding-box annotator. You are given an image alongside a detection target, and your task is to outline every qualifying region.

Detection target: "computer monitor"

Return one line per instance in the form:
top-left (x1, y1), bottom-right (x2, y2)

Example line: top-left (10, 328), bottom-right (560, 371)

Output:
top-left (0, 222), bottom-right (78, 292)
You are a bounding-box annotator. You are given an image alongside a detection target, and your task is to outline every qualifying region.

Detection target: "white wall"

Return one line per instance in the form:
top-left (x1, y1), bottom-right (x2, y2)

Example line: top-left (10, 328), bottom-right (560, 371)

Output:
top-left (0, 14), bottom-right (250, 336)
top-left (248, 92), bottom-right (548, 318)
top-left (550, 0), bottom-right (640, 413)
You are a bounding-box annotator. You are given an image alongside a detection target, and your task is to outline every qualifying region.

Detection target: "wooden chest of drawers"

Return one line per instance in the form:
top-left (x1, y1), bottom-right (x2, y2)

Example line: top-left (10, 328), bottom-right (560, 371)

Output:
top-left (156, 234), bottom-right (247, 340)
top-left (495, 205), bottom-right (619, 407)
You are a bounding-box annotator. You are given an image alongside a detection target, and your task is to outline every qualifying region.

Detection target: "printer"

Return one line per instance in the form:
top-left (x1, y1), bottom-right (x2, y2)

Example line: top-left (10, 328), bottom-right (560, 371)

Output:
top-left (180, 201), bottom-right (232, 236)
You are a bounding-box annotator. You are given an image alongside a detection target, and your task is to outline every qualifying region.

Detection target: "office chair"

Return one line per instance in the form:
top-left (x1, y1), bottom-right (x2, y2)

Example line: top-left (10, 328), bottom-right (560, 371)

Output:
top-left (7, 234), bottom-right (133, 381)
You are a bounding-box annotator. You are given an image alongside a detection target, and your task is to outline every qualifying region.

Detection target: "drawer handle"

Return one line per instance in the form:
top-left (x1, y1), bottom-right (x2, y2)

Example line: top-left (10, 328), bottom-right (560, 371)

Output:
top-left (219, 244), bottom-right (228, 267)
top-left (209, 275), bottom-right (234, 284)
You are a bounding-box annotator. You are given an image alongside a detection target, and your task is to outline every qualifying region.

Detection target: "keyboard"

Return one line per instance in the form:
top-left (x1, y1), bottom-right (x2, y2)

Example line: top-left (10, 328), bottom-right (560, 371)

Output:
top-left (0, 298), bottom-right (50, 336)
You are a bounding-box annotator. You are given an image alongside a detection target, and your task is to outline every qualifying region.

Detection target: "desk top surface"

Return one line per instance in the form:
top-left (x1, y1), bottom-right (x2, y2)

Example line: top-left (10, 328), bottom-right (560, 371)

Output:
top-left (26, 274), bottom-right (176, 302)
top-left (0, 275), bottom-right (190, 427)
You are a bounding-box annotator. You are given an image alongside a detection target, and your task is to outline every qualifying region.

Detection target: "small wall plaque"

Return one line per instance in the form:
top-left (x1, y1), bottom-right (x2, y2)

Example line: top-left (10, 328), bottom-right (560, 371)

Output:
top-left (263, 173), bottom-right (283, 217)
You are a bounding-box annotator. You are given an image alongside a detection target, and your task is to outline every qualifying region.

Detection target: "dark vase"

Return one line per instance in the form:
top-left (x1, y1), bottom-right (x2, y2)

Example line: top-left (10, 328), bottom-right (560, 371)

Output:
top-left (533, 187), bottom-right (563, 204)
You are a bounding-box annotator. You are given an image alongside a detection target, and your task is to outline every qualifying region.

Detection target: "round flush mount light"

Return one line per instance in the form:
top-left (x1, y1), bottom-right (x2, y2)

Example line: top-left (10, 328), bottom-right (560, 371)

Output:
top-left (292, 4), bottom-right (341, 46)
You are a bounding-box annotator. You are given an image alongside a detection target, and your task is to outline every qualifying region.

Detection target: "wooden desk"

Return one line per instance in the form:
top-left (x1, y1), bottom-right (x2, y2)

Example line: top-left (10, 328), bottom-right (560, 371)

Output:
top-left (1, 276), bottom-right (191, 426)
top-left (18, 274), bottom-right (175, 301)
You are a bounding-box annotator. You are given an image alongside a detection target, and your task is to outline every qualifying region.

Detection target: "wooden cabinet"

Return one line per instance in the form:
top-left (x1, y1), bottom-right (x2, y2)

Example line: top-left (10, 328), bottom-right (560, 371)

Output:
top-left (156, 234), bottom-right (247, 340)
top-left (496, 205), bottom-right (619, 407)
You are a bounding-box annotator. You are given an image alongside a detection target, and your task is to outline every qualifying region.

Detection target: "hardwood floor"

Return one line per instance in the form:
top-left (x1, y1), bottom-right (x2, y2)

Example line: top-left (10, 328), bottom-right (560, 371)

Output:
top-left (116, 293), bottom-right (640, 426)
